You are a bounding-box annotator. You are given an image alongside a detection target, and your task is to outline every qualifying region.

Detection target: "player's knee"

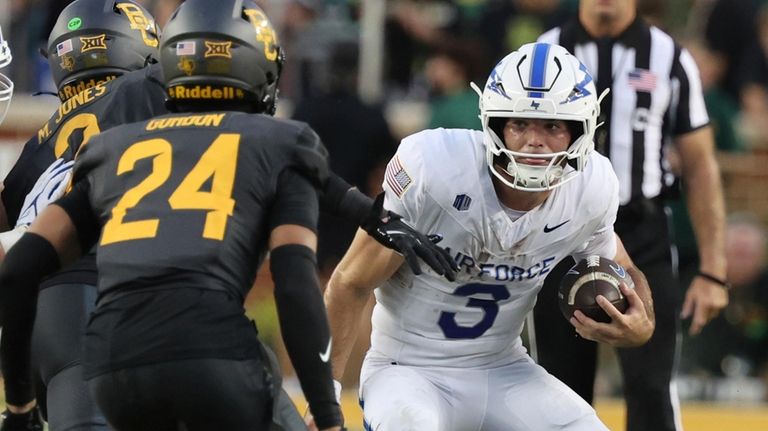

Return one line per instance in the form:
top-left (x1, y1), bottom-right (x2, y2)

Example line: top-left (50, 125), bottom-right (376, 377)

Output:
top-left (563, 413), bottom-right (610, 431)
top-left (366, 405), bottom-right (440, 431)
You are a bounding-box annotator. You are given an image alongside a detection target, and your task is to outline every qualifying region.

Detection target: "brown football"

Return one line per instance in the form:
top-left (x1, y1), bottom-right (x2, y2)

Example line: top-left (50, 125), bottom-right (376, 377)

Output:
top-left (558, 256), bottom-right (632, 323)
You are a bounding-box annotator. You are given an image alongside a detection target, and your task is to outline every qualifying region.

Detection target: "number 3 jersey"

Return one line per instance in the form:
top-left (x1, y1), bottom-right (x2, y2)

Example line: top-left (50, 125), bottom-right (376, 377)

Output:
top-left (376, 128), bottom-right (620, 368)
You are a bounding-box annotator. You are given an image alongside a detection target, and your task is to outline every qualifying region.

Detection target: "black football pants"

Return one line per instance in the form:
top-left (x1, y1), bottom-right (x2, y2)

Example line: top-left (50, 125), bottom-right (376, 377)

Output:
top-left (532, 204), bottom-right (682, 431)
top-left (33, 284), bottom-right (307, 431)
top-left (88, 358), bottom-right (273, 431)
top-left (32, 283), bottom-right (109, 431)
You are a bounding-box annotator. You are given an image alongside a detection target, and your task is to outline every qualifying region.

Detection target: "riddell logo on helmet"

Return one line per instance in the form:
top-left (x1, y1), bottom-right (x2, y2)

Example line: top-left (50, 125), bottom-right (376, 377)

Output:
top-left (58, 75), bottom-right (118, 100)
top-left (169, 85), bottom-right (244, 100)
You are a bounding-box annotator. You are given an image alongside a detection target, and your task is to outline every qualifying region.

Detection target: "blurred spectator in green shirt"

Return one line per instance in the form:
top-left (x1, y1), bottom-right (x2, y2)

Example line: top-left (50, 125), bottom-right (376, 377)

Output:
top-left (425, 47), bottom-right (481, 130)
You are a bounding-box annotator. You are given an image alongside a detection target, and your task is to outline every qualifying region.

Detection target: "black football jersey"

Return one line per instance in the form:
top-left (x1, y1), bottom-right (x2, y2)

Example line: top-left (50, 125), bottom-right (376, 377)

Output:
top-left (1, 64), bottom-right (167, 286)
top-left (72, 111), bottom-right (328, 302)
top-left (2, 63), bottom-right (167, 225)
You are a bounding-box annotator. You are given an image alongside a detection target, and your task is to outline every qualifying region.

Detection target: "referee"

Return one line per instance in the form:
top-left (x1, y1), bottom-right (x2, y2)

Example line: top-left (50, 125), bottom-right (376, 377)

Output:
top-left (530, 1), bottom-right (728, 431)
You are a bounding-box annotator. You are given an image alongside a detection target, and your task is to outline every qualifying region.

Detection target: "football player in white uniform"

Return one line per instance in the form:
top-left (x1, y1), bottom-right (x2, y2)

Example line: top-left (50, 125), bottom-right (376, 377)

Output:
top-left (324, 43), bottom-right (655, 430)
top-left (0, 26), bottom-right (12, 126)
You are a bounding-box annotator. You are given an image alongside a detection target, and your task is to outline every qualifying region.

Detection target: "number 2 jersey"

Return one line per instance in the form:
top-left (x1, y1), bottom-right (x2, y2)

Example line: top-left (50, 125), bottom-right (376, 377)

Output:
top-left (1, 64), bottom-right (168, 287)
top-left (376, 128), bottom-right (620, 368)
top-left (66, 111), bottom-right (328, 376)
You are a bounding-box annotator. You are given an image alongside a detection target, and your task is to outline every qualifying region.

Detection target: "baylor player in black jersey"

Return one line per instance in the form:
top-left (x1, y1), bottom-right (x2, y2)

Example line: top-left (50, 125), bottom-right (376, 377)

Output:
top-left (0, 1), bottom-right (161, 430)
top-left (0, 1), bottom-right (456, 430)
top-left (2, 1), bottom-right (322, 430)
top-left (12, 1), bottom-right (341, 428)
top-left (72, 113), bottom-right (339, 431)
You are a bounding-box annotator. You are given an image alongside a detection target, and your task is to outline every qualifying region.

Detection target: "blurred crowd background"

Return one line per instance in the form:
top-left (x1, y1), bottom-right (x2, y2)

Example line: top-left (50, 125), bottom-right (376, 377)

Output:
top-left (1, 0), bottom-right (767, 407)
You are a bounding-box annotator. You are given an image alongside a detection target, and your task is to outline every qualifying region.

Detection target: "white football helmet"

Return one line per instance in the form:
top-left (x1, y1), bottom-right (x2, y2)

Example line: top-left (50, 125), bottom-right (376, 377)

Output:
top-left (472, 42), bottom-right (603, 192)
top-left (0, 25), bottom-right (13, 125)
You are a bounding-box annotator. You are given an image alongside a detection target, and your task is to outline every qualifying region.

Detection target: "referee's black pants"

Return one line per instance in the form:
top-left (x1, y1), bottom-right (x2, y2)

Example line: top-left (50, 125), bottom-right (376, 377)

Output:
top-left (532, 202), bottom-right (682, 431)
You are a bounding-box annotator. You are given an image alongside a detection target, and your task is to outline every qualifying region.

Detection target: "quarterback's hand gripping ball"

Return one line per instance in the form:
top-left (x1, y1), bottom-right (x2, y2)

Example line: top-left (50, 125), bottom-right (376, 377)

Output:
top-left (558, 255), bottom-right (632, 323)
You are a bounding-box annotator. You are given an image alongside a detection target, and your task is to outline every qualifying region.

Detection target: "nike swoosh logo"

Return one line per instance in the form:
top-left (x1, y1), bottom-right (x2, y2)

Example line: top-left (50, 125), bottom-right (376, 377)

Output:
top-left (609, 263), bottom-right (626, 278)
top-left (319, 338), bottom-right (332, 363)
top-left (543, 220), bottom-right (570, 233)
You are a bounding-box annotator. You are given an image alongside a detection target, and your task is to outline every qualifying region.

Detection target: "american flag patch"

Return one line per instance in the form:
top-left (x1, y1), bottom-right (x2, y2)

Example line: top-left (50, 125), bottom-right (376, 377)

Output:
top-left (176, 41), bottom-right (196, 56)
top-left (56, 39), bottom-right (73, 56)
top-left (627, 68), bottom-right (656, 92)
top-left (385, 155), bottom-right (412, 198)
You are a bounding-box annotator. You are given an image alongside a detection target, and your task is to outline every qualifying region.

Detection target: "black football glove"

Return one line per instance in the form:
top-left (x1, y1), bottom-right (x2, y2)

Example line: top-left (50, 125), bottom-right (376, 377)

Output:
top-left (0, 405), bottom-right (44, 431)
top-left (361, 193), bottom-right (457, 281)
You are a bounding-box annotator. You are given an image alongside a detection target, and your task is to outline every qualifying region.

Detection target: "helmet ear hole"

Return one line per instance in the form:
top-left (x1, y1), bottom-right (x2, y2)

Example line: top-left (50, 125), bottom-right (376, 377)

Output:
top-left (563, 120), bottom-right (583, 169)
top-left (565, 121), bottom-right (583, 146)
top-left (488, 117), bottom-right (507, 143)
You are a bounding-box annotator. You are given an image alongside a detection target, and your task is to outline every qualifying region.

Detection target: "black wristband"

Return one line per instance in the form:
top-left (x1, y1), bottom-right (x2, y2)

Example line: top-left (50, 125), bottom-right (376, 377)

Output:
top-left (696, 271), bottom-right (731, 290)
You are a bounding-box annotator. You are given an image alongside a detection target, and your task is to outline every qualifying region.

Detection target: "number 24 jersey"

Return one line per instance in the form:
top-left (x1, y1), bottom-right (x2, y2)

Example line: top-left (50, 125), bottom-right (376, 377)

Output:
top-left (71, 111), bottom-right (328, 303)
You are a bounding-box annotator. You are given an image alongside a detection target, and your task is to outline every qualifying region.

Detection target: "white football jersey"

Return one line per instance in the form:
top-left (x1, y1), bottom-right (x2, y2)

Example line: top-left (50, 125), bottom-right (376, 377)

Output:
top-left (375, 128), bottom-right (620, 368)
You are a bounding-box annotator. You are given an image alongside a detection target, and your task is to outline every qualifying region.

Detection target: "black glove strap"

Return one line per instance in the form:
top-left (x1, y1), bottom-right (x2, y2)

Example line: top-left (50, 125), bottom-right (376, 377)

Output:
top-left (360, 193), bottom-right (391, 234)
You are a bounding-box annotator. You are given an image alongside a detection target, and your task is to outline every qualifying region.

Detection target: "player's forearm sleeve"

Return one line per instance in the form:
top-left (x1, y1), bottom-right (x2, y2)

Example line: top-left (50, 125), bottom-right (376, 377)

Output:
top-left (270, 244), bottom-right (342, 429)
top-left (0, 233), bottom-right (61, 404)
top-left (321, 172), bottom-right (373, 224)
top-left (0, 305), bottom-right (35, 405)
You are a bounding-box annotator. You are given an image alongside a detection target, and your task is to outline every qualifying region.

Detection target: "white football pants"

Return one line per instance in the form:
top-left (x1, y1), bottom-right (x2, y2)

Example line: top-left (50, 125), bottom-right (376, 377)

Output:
top-left (358, 350), bottom-right (609, 431)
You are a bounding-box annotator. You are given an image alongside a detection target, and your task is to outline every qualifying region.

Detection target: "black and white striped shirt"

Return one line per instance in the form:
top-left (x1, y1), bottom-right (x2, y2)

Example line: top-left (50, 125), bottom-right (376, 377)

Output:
top-left (539, 17), bottom-right (709, 205)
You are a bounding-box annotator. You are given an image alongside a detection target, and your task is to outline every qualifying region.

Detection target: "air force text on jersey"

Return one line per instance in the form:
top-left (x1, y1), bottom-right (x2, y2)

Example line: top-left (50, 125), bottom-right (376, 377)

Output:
top-left (450, 249), bottom-right (556, 282)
